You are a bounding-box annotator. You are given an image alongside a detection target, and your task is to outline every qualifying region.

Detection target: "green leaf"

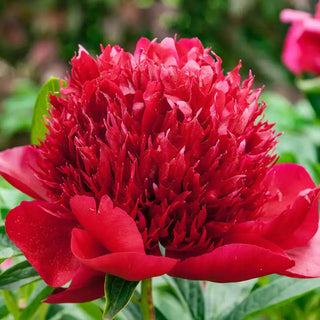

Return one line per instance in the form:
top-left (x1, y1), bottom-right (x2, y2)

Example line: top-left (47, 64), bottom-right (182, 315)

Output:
top-left (76, 301), bottom-right (103, 320)
top-left (0, 177), bottom-right (31, 215)
top-left (276, 133), bottom-right (318, 180)
top-left (288, 76), bottom-right (320, 119)
top-left (305, 93), bottom-right (320, 119)
top-left (204, 279), bottom-right (257, 320)
top-left (262, 92), bottom-right (302, 132)
top-left (0, 79), bottom-right (39, 137)
top-left (164, 276), bottom-right (205, 320)
top-left (223, 277), bottom-right (320, 320)
top-left (19, 281), bottom-right (54, 320)
top-left (0, 248), bottom-right (14, 264)
top-left (117, 300), bottom-right (142, 320)
top-left (296, 77), bottom-right (320, 95)
top-left (1, 290), bottom-right (19, 320)
top-left (34, 303), bottom-right (50, 320)
top-left (0, 225), bottom-right (22, 262)
top-left (153, 287), bottom-right (191, 320)
top-left (45, 303), bottom-right (100, 320)
top-left (0, 231), bottom-right (21, 257)
top-left (155, 307), bottom-right (169, 320)
top-left (116, 300), bottom-right (168, 320)
top-left (103, 274), bottom-right (139, 320)
top-left (0, 260), bottom-right (40, 290)
top-left (30, 77), bottom-right (62, 145)
top-left (0, 294), bottom-right (9, 319)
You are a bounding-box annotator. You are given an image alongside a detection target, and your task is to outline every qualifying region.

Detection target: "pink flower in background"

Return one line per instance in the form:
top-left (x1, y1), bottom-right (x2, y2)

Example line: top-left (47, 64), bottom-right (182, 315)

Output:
top-left (0, 258), bottom-right (12, 270)
top-left (281, 2), bottom-right (320, 75)
top-left (1, 37), bottom-right (320, 303)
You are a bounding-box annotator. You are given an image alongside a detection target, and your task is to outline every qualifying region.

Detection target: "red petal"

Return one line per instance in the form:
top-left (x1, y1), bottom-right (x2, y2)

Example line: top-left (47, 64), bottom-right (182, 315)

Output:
top-left (168, 243), bottom-right (294, 282)
top-left (281, 225), bottom-right (320, 278)
top-left (0, 146), bottom-right (49, 200)
top-left (5, 201), bottom-right (79, 287)
top-left (264, 188), bottom-right (320, 249)
top-left (71, 228), bottom-right (177, 281)
top-left (261, 164), bottom-right (319, 248)
top-left (70, 195), bottom-right (145, 253)
top-left (134, 37), bottom-right (151, 57)
top-left (44, 265), bottom-right (105, 303)
top-left (71, 45), bottom-right (99, 83)
top-left (262, 163), bottom-right (316, 219)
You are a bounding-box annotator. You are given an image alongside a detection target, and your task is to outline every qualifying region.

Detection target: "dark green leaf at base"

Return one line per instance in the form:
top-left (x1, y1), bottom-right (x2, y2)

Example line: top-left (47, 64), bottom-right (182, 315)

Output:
top-left (103, 274), bottom-right (139, 320)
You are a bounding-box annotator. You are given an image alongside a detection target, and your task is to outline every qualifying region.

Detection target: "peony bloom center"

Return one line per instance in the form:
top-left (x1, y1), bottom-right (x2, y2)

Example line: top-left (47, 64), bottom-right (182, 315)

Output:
top-left (34, 39), bottom-right (278, 260)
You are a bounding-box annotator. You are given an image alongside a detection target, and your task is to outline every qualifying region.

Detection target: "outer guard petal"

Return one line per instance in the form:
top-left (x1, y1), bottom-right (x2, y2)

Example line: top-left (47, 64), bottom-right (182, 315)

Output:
top-left (0, 146), bottom-right (49, 200)
top-left (44, 266), bottom-right (105, 303)
top-left (5, 201), bottom-right (79, 287)
top-left (281, 225), bottom-right (320, 278)
top-left (71, 228), bottom-right (177, 281)
top-left (262, 163), bottom-right (316, 219)
top-left (168, 243), bottom-right (294, 282)
top-left (263, 188), bottom-right (320, 249)
top-left (70, 195), bottom-right (145, 253)
top-left (261, 164), bottom-right (320, 248)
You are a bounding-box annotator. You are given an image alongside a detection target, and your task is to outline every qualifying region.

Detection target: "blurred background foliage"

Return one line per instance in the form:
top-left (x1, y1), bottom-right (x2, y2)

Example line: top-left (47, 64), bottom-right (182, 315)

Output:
top-left (2, 0), bottom-right (320, 319)
top-left (0, 0), bottom-right (318, 149)
top-left (0, 1), bottom-right (318, 93)
top-left (1, 0), bottom-right (316, 83)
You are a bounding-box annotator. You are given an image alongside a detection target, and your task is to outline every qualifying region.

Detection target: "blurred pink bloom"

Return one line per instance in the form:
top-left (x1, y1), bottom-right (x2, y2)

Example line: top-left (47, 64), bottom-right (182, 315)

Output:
top-left (0, 258), bottom-right (13, 270)
top-left (281, 2), bottom-right (320, 75)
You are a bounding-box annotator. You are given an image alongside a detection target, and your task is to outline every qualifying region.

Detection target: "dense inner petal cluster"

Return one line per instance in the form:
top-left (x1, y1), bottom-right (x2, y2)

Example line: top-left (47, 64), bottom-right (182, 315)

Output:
top-left (35, 39), bottom-right (278, 259)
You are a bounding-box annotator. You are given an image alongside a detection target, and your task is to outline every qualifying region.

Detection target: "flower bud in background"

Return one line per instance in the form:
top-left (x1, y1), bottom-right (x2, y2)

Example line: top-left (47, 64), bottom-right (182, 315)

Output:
top-left (281, 1), bottom-right (320, 75)
top-left (0, 37), bottom-right (320, 303)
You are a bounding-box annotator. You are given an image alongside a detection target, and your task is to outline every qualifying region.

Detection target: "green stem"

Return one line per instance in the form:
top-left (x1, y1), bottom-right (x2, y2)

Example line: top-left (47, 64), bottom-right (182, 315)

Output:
top-left (36, 303), bottom-right (50, 320)
top-left (140, 279), bottom-right (155, 320)
top-left (1, 290), bottom-right (19, 320)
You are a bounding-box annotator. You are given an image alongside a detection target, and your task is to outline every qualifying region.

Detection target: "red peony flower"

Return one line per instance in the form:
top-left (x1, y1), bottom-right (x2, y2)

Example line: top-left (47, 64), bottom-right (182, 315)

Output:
top-left (1, 37), bottom-right (320, 303)
top-left (281, 2), bottom-right (320, 75)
